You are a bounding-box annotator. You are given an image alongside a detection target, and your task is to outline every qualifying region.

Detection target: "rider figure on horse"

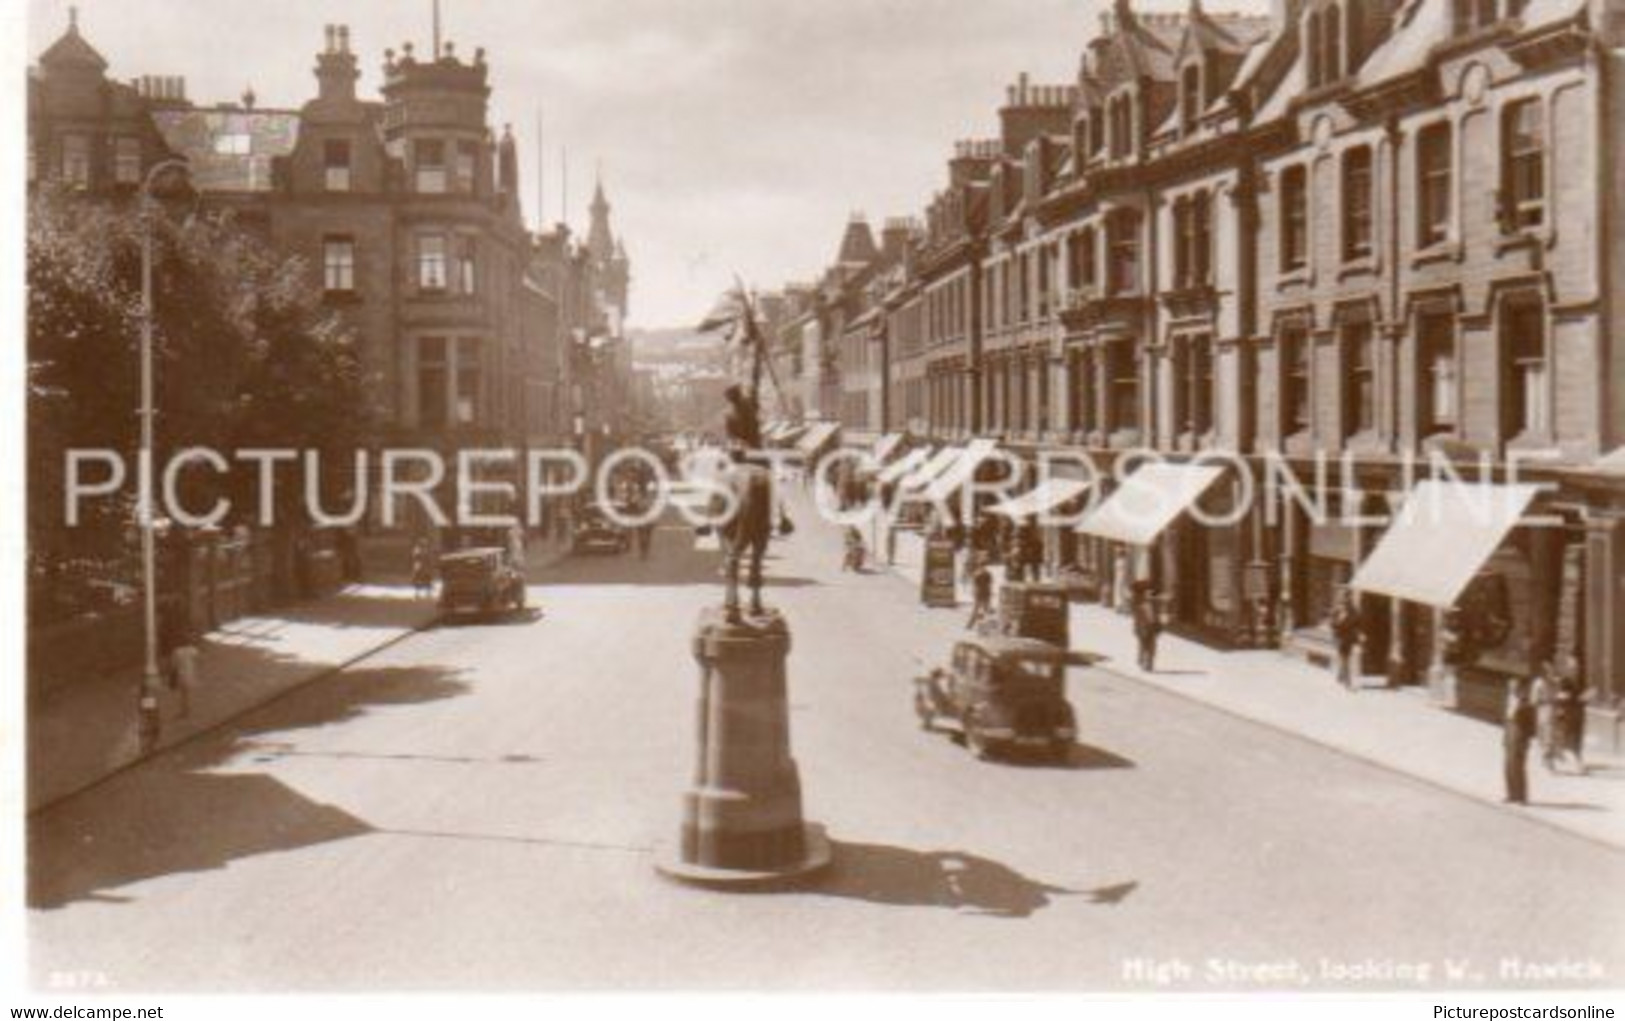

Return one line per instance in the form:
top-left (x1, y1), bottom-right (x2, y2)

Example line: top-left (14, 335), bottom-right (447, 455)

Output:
top-left (717, 384), bottom-right (774, 624)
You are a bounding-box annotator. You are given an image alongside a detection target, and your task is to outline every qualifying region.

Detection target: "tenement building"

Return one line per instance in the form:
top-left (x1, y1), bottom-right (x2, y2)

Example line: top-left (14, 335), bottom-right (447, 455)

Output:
top-left (805, 0), bottom-right (1625, 744)
top-left (28, 11), bottom-right (633, 527)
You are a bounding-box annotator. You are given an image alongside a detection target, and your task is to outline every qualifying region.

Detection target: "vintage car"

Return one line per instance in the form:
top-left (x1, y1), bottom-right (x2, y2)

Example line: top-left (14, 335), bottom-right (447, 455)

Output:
top-left (913, 635), bottom-right (1076, 761)
top-left (571, 505), bottom-right (631, 555)
top-left (437, 547), bottom-right (527, 618)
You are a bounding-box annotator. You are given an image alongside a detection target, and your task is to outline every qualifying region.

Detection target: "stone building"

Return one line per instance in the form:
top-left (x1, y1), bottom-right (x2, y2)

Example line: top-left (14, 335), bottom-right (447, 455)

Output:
top-left (27, 11), bottom-right (633, 526)
top-left (802, 0), bottom-right (1625, 744)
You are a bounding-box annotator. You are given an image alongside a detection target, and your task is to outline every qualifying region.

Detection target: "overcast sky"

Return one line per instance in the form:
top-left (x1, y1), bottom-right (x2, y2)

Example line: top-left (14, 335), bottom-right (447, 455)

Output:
top-left (29, 0), bottom-right (1267, 328)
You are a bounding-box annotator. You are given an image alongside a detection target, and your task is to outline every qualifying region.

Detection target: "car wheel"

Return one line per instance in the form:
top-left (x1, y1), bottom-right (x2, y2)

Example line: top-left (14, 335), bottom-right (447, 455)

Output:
top-left (913, 689), bottom-right (934, 731)
top-left (964, 716), bottom-right (992, 761)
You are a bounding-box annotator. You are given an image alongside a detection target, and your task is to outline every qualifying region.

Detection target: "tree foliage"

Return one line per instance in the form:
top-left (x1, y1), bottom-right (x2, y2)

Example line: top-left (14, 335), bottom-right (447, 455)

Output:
top-left (28, 185), bottom-right (371, 616)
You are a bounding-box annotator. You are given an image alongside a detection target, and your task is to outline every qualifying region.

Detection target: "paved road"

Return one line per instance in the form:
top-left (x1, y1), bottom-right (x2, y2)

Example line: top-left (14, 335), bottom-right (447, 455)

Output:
top-left (29, 497), bottom-right (1625, 991)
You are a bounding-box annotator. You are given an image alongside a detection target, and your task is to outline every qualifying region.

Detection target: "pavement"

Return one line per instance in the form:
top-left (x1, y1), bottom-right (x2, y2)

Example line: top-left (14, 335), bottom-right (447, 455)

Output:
top-left (882, 521), bottom-right (1625, 851)
top-left (27, 489), bottom-right (1625, 992)
top-left (25, 532), bottom-right (572, 813)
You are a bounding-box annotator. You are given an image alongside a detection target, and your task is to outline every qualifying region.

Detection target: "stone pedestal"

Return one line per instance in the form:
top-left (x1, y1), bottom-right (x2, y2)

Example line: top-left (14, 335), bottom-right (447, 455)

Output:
top-left (656, 607), bottom-right (829, 886)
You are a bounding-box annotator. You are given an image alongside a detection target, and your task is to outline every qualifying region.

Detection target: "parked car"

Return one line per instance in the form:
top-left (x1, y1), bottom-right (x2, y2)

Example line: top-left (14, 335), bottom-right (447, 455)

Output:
top-left (571, 505), bottom-right (631, 555)
top-left (437, 547), bottom-right (526, 619)
top-left (914, 635), bottom-right (1077, 761)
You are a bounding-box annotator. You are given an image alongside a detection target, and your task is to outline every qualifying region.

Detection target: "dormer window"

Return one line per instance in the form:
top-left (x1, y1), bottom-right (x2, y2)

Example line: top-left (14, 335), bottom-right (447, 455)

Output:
top-left (1109, 94), bottom-right (1134, 158)
top-left (1180, 64), bottom-right (1202, 135)
top-left (1306, 3), bottom-right (1345, 89)
top-left (324, 138), bottom-right (351, 192)
top-left (1454, 0), bottom-right (1525, 34)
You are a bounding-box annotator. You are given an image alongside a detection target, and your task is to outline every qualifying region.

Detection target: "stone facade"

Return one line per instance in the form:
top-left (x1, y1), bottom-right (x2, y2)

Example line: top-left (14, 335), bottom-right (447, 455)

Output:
top-left (798, 0), bottom-right (1625, 729)
top-left (28, 13), bottom-right (634, 520)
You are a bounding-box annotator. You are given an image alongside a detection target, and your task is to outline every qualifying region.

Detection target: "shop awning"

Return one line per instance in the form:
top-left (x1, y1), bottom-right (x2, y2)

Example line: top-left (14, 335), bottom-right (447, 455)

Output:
top-left (875, 447), bottom-right (929, 486)
top-left (872, 432), bottom-right (906, 465)
top-left (900, 446), bottom-right (964, 491)
top-left (1073, 462), bottom-right (1226, 546)
top-left (772, 423), bottom-right (806, 446)
top-left (1349, 480), bottom-right (1543, 608)
top-left (989, 478), bottom-right (1092, 519)
top-left (921, 439), bottom-right (1001, 503)
top-left (796, 421), bottom-right (840, 457)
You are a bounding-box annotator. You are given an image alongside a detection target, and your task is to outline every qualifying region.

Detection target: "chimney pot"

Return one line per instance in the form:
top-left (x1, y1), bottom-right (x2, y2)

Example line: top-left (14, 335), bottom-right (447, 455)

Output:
top-left (338, 25), bottom-right (350, 53)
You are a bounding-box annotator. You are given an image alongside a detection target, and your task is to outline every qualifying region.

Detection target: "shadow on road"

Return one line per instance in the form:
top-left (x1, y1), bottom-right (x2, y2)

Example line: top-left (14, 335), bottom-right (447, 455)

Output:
top-left (999, 742), bottom-right (1136, 771)
top-left (542, 526), bottom-right (819, 591)
top-left (808, 841), bottom-right (1084, 918)
top-left (29, 663), bottom-right (470, 911)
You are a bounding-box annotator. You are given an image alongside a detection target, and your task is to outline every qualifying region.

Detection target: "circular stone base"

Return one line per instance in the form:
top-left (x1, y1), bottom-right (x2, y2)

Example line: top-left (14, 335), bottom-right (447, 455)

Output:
top-left (654, 823), bottom-right (831, 889)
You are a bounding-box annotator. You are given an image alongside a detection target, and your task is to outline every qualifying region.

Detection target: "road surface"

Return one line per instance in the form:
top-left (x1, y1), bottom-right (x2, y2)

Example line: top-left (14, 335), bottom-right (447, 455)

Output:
top-left (29, 495), bottom-right (1625, 991)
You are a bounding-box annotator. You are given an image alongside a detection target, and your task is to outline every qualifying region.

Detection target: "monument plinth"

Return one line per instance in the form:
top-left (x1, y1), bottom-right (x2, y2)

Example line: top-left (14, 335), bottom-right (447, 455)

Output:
top-left (656, 607), bottom-right (829, 886)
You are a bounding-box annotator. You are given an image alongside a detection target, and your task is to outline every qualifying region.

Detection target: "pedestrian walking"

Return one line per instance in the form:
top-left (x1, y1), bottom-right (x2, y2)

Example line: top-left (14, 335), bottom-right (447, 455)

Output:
top-left (169, 629), bottom-right (200, 721)
top-left (1553, 664), bottom-right (1587, 775)
top-left (966, 561), bottom-right (994, 631)
top-left (1132, 584), bottom-right (1162, 672)
top-left (637, 518), bottom-right (656, 559)
top-left (1503, 675), bottom-right (1537, 805)
top-left (411, 538), bottom-right (435, 599)
top-left (1533, 667), bottom-right (1558, 772)
top-left (1019, 520), bottom-right (1044, 581)
top-left (842, 526), bottom-right (865, 572)
top-left (1330, 588), bottom-right (1363, 691)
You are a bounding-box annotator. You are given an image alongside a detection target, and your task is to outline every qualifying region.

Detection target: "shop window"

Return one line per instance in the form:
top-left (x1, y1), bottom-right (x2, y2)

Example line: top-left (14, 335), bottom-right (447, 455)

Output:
top-left (1500, 99), bottom-right (1545, 230)
top-left (1417, 123), bottom-right (1452, 248)
top-left (1342, 146), bottom-right (1373, 261)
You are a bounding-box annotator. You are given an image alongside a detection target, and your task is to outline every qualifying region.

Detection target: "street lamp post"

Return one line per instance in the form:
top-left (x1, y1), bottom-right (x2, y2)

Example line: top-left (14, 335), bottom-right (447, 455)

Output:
top-left (137, 157), bottom-right (188, 754)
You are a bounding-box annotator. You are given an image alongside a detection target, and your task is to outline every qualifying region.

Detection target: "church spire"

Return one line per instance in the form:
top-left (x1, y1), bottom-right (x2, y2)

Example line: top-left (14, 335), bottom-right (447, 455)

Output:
top-left (587, 165), bottom-right (615, 262)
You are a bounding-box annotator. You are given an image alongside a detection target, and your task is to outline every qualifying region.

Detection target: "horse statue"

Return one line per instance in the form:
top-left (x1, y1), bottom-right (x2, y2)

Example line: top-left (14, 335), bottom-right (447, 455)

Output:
top-left (710, 384), bottom-right (777, 624)
top-left (714, 457), bottom-right (775, 623)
